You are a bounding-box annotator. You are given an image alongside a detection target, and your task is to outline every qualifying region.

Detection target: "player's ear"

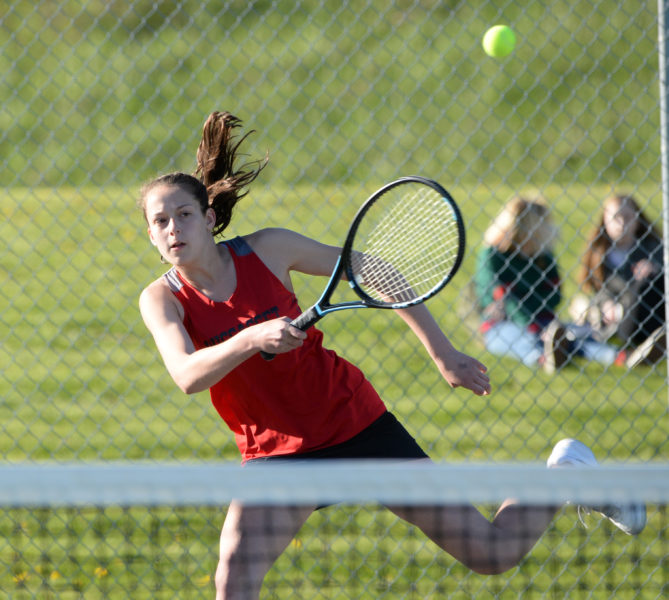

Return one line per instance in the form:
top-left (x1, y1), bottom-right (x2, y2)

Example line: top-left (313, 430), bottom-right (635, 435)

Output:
top-left (147, 226), bottom-right (157, 246)
top-left (205, 207), bottom-right (216, 232)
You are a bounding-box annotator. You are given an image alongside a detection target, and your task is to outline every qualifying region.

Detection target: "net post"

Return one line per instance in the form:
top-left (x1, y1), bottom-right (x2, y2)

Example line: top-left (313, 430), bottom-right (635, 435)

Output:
top-left (658, 0), bottom-right (669, 401)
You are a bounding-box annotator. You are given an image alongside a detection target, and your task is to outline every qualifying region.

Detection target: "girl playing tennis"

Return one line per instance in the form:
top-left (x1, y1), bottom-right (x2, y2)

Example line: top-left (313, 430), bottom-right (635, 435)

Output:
top-left (138, 111), bottom-right (644, 600)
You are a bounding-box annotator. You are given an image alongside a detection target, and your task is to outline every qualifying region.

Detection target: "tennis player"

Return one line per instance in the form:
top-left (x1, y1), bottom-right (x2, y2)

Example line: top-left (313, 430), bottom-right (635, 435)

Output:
top-left (139, 111), bottom-right (645, 600)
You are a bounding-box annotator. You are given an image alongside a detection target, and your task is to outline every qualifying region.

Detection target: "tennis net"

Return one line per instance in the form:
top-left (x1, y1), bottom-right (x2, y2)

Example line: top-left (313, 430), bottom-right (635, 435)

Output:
top-left (1, 461), bottom-right (666, 598)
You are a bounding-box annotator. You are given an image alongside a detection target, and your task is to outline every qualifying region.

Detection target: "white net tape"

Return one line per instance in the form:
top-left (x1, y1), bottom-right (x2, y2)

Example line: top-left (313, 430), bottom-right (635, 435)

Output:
top-left (1, 461), bottom-right (667, 598)
top-left (1, 461), bottom-right (666, 506)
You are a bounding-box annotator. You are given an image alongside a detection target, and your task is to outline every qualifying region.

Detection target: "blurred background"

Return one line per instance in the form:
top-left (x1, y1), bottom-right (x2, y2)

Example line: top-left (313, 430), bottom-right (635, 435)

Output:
top-left (2, 1), bottom-right (668, 597)
top-left (1, 0), bottom-right (666, 463)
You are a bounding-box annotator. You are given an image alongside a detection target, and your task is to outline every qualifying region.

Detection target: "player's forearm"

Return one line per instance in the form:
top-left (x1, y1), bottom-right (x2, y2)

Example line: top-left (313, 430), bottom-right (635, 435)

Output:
top-left (397, 304), bottom-right (457, 359)
top-left (167, 331), bottom-right (258, 394)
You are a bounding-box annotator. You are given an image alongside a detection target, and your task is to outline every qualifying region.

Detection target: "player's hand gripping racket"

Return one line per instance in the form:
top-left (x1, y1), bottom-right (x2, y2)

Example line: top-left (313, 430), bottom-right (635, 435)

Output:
top-left (261, 176), bottom-right (465, 360)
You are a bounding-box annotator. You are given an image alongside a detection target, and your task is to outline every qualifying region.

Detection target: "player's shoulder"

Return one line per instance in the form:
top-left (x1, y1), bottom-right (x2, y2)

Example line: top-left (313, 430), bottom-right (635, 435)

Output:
top-left (244, 227), bottom-right (301, 243)
top-left (243, 228), bottom-right (307, 253)
top-left (139, 274), bottom-right (174, 308)
top-left (243, 228), bottom-right (330, 276)
top-left (139, 275), bottom-right (186, 325)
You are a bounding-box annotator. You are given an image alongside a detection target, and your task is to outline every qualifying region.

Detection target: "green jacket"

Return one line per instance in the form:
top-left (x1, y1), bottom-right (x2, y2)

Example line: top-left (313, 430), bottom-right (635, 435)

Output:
top-left (474, 246), bottom-right (562, 329)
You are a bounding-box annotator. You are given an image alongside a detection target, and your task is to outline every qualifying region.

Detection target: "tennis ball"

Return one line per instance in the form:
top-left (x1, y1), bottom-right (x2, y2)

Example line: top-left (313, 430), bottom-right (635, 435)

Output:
top-left (482, 25), bottom-right (516, 58)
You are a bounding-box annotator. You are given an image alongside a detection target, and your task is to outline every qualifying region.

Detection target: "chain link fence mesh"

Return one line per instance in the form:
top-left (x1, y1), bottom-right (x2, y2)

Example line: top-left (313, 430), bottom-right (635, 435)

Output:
top-left (1, 0), bottom-right (667, 597)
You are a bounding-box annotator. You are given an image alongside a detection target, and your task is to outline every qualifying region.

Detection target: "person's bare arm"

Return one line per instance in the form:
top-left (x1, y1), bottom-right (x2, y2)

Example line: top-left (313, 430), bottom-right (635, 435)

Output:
top-left (246, 228), bottom-right (343, 285)
top-left (139, 280), bottom-right (305, 394)
top-left (398, 304), bottom-right (491, 396)
top-left (251, 229), bottom-right (491, 395)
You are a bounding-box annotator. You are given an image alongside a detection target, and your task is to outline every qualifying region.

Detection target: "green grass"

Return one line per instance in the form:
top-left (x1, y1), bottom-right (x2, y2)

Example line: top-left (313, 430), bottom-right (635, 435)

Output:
top-left (1, 1), bottom-right (667, 594)
top-left (2, 183), bottom-right (666, 462)
top-left (1, 1), bottom-right (661, 188)
top-left (1, 504), bottom-right (665, 598)
top-left (1, 183), bottom-right (667, 597)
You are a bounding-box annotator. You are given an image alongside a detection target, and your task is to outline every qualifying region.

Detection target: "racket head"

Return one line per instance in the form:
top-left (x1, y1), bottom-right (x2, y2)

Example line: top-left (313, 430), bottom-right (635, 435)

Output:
top-left (342, 176), bottom-right (465, 308)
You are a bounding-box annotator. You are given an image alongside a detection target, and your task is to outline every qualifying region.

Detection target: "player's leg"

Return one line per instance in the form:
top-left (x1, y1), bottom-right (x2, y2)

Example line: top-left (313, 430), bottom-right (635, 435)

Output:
top-left (546, 438), bottom-right (646, 534)
top-left (314, 414), bottom-right (554, 573)
top-left (388, 501), bottom-right (557, 575)
top-left (389, 437), bottom-right (646, 575)
top-left (215, 501), bottom-right (315, 600)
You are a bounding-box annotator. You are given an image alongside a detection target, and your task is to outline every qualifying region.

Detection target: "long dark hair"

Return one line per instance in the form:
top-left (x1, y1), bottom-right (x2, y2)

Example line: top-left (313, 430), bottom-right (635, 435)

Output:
top-left (580, 194), bottom-right (662, 292)
top-left (140, 111), bottom-right (267, 237)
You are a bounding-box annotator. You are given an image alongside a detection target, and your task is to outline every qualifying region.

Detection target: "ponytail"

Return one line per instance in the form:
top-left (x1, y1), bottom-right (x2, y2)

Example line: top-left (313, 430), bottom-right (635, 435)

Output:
top-left (195, 111), bottom-right (268, 236)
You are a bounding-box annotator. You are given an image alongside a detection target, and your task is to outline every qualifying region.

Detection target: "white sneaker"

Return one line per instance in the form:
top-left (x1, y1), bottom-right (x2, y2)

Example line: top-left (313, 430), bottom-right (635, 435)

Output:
top-left (547, 438), bottom-right (646, 535)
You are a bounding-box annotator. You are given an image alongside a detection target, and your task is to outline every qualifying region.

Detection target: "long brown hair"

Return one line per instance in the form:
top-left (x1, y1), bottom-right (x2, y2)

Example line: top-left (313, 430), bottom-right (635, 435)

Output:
top-left (140, 111), bottom-right (267, 237)
top-left (483, 196), bottom-right (557, 256)
top-left (580, 194), bottom-right (661, 292)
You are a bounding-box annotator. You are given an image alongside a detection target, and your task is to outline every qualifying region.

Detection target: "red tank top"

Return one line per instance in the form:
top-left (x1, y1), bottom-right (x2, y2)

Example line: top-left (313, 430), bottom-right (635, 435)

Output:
top-left (164, 236), bottom-right (386, 461)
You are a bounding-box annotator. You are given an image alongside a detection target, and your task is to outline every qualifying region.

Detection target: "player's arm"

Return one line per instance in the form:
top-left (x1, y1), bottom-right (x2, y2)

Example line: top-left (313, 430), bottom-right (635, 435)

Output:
top-left (139, 280), bottom-right (305, 394)
top-left (247, 229), bottom-right (490, 393)
top-left (245, 228), bottom-right (343, 282)
top-left (397, 303), bottom-right (491, 397)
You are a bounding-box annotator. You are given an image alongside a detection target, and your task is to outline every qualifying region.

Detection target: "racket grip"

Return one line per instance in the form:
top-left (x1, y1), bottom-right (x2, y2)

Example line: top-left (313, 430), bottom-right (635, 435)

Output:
top-left (259, 306), bottom-right (322, 361)
top-left (290, 306), bottom-right (322, 331)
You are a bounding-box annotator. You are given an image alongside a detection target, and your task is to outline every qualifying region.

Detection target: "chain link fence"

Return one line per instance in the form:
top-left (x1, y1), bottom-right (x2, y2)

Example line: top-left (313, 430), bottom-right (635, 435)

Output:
top-left (1, 0), bottom-right (667, 597)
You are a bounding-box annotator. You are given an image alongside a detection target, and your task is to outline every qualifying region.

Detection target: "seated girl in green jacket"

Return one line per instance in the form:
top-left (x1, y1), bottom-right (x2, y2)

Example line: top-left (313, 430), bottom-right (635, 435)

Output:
top-left (474, 197), bottom-right (624, 374)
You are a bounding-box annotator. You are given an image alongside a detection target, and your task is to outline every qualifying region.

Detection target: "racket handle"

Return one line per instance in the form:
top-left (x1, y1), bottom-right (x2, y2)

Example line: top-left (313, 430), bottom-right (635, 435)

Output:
top-left (259, 306), bottom-right (322, 361)
top-left (291, 306), bottom-right (322, 331)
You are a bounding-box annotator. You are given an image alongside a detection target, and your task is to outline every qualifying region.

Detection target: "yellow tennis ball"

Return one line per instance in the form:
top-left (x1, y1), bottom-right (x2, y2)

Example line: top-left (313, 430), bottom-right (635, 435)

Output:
top-left (482, 25), bottom-right (516, 58)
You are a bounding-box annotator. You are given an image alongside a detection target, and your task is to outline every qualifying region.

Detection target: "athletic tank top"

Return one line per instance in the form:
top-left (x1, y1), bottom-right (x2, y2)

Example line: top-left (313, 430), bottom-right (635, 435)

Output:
top-left (164, 236), bottom-right (386, 461)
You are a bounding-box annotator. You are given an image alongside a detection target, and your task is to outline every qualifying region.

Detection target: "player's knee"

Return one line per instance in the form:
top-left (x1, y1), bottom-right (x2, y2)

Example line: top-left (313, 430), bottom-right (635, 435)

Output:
top-left (464, 553), bottom-right (522, 575)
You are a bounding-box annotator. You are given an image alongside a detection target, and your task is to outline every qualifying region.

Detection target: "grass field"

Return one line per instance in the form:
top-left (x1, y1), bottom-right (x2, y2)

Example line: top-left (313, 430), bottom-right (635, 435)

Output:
top-left (2, 1), bottom-right (667, 594)
top-left (1, 182), bottom-right (667, 596)
top-left (1, 501), bottom-right (665, 598)
top-left (2, 182), bottom-right (667, 463)
top-left (1, 1), bottom-right (660, 189)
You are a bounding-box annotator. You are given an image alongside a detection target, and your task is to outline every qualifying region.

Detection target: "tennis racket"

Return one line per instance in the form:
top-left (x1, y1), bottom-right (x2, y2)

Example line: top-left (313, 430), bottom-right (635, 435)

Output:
top-left (261, 176), bottom-right (465, 360)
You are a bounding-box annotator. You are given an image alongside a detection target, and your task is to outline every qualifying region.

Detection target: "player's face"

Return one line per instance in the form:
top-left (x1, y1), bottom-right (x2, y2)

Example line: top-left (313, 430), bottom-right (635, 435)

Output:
top-left (603, 200), bottom-right (636, 245)
top-left (145, 184), bottom-right (215, 265)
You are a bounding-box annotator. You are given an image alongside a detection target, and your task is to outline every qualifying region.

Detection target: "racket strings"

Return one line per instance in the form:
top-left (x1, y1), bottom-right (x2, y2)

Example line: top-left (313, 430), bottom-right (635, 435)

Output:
top-left (351, 185), bottom-right (461, 304)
